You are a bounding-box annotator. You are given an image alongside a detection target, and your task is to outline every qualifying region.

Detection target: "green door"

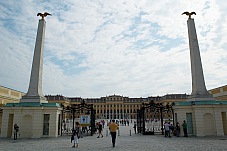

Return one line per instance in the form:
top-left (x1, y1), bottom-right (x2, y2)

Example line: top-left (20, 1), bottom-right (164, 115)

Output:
top-left (186, 113), bottom-right (193, 134)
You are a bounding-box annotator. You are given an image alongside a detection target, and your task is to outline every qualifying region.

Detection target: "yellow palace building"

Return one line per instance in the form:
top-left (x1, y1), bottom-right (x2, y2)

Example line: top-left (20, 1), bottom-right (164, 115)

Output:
top-left (1, 84), bottom-right (227, 135)
top-left (0, 86), bottom-right (25, 134)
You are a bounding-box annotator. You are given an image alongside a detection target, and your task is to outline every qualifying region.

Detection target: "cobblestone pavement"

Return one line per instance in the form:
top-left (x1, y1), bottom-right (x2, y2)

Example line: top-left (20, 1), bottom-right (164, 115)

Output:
top-left (1, 124), bottom-right (227, 151)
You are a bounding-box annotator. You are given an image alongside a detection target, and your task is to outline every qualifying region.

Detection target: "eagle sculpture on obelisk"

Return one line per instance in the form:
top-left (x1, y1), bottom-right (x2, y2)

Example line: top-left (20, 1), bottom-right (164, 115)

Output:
top-left (182, 11), bottom-right (196, 19)
top-left (20, 13), bottom-right (51, 103)
top-left (37, 12), bottom-right (52, 20)
top-left (182, 12), bottom-right (214, 101)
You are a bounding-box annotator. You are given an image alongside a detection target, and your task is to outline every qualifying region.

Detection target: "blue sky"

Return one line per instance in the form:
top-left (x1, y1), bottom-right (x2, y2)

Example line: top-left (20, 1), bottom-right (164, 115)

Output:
top-left (0, 0), bottom-right (226, 98)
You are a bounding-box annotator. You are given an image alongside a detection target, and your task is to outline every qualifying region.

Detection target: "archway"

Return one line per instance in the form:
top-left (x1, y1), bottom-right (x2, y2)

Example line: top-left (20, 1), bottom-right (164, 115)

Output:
top-left (203, 113), bottom-right (214, 136)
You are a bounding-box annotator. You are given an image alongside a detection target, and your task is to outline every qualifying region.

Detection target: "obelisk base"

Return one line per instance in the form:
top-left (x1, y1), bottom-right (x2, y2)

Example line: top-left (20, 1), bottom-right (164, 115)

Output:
top-left (187, 92), bottom-right (215, 101)
top-left (21, 95), bottom-right (48, 103)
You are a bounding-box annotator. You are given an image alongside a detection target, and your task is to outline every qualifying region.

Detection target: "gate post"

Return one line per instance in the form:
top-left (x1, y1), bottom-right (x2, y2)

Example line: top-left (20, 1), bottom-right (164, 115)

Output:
top-left (91, 107), bottom-right (94, 136)
top-left (160, 107), bottom-right (164, 135)
top-left (72, 108), bottom-right (75, 131)
top-left (142, 107), bottom-right (145, 134)
top-left (61, 106), bottom-right (63, 136)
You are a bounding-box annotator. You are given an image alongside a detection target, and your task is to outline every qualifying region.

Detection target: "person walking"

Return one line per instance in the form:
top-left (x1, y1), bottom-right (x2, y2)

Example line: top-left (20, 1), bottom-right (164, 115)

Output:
top-left (169, 124), bottom-right (174, 136)
top-left (13, 124), bottom-right (19, 140)
top-left (175, 122), bottom-right (180, 137)
top-left (109, 119), bottom-right (119, 147)
top-left (164, 122), bottom-right (171, 138)
top-left (97, 122), bottom-right (103, 138)
top-left (133, 121), bottom-right (137, 134)
top-left (72, 122), bottom-right (80, 148)
top-left (102, 120), bottom-right (105, 128)
top-left (182, 120), bottom-right (188, 137)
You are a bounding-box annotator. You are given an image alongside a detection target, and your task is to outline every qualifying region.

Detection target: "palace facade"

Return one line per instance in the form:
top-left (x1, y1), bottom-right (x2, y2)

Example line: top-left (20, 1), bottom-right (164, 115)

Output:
top-left (1, 85), bottom-right (227, 134)
top-left (45, 94), bottom-right (188, 120)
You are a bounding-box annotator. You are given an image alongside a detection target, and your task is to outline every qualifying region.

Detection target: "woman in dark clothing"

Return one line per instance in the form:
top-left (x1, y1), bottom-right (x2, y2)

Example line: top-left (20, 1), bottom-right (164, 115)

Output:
top-left (14, 124), bottom-right (19, 140)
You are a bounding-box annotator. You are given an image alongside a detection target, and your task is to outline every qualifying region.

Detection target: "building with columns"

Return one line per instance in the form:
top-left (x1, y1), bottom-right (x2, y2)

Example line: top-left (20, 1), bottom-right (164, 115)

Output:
top-left (1, 84), bottom-right (227, 137)
top-left (45, 94), bottom-right (188, 121)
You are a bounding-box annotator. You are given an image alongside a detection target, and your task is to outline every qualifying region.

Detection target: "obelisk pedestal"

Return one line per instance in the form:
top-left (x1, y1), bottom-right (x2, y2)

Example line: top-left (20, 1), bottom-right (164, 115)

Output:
top-left (1, 15), bottom-right (62, 139)
top-left (20, 19), bottom-right (48, 103)
top-left (186, 18), bottom-right (214, 101)
top-left (172, 14), bottom-right (227, 137)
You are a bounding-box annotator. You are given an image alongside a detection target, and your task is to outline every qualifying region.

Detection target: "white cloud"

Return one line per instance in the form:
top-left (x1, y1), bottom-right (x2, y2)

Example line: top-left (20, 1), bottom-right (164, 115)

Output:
top-left (0, 0), bottom-right (226, 98)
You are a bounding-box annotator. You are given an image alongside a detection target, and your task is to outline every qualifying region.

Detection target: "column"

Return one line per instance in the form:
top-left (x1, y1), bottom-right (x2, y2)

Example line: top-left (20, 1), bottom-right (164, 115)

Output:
top-left (214, 110), bottom-right (224, 136)
top-left (21, 19), bottom-right (47, 103)
top-left (186, 18), bottom-right (214, 101)
top-left (105, 104), bottom-right (107, 119)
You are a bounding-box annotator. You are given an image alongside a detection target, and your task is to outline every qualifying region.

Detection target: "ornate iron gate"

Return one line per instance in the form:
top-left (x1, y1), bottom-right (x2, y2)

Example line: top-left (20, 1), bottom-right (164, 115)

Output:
top-left (62, 100), bottom-right (96, 136)
top-left (137, 101), bottom-right (175, 135)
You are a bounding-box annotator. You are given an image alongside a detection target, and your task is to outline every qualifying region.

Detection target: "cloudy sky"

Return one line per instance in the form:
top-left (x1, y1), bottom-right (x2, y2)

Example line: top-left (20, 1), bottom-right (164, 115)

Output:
top-left (0, 0), bottom-right (226, 98)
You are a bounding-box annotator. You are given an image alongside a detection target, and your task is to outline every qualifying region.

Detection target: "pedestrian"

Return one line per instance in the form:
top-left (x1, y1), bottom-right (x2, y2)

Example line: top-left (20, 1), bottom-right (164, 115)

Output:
top-left (63, 122), bottom-right (66, 133)
top-left (72, 122), bottom-right (80, 148)
top-left (97, 122), bottom-right (103, 138)
top-left (13, 124), bottom-right (19, 140)
top-left (182, 120), bottom-right (188, 137)
top-left (102, 120), bottom-right (105, 128)
top-left (96, 122), bottom-right (99, 134)
top-left (109, 119), bottom-right (119, 147)
top-left (175, 122), bottom-right (180, 137)
top-left (80, 125), bottom-right (83, 138)
top-left (133, 121), bottom-right (137, 134)
top-left (169, 124), bottom-right (174, 136)
top-left (164, 122), bottom-right (170, 138)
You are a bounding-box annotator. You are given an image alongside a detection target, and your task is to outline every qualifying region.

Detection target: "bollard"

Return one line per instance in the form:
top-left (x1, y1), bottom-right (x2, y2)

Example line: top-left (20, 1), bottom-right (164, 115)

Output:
top-left (106, 129), bottom-right (108, 137)
top-left (118, 129), bottom-right (120, 136)
top-left (130, 129), bottom-right (131, 136)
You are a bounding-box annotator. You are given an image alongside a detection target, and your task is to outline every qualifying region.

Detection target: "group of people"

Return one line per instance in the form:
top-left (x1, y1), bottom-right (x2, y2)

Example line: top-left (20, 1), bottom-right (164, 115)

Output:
top-left (118, 119), bottom-right (130, 126)
top-left (71, 119), bottom-right (119, 148)
top-left (97, 122), bottom-right (103, 138)
top-left (164, 120), bottom-right (188, 138)
top-left (13, 120), bottom-right (188, 148)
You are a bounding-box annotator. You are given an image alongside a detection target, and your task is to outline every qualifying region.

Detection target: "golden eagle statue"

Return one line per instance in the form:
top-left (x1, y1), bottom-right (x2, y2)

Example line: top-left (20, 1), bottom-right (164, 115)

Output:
top-left (37, 12), bottom-right (52, 20)
top-left (182, 12), bottom-right (196, 19)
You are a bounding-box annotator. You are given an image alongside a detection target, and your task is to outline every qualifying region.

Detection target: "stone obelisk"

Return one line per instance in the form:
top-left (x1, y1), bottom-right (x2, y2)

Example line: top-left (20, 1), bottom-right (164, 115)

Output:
top-left (21, 17), bottom-right (49, 103)
top-left (184, 12), bottom-right (214, 101)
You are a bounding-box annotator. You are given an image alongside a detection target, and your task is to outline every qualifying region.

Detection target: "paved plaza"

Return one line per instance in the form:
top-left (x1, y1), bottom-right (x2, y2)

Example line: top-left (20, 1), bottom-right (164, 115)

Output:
top-left (1, 124), bottom-right (227, 151)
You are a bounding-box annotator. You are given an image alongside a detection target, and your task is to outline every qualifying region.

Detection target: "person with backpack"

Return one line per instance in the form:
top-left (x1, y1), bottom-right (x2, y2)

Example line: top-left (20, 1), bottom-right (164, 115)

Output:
top-left (72, 122), bottom-right (80, 148)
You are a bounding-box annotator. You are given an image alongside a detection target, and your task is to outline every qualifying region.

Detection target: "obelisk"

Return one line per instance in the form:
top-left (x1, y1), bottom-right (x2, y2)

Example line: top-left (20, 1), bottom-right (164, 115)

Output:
top-left (183, 12), bottom-right (214, 101)
top-left (21, 13), bottom-right (51, 103)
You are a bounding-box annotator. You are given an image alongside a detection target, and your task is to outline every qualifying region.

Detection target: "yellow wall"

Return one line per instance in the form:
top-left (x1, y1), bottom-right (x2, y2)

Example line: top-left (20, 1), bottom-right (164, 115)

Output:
top-left (0, 86), bottom-right (25, 105)
top-left (209, 85), bottom-right (227, 100)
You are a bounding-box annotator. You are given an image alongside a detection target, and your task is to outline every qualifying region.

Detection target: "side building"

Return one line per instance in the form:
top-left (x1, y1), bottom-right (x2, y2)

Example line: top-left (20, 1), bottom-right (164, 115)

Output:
top-left (208, 85), bottom-right (227, 100)
top-left (0, 85), bottom-right (25, 134)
